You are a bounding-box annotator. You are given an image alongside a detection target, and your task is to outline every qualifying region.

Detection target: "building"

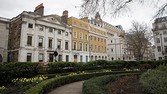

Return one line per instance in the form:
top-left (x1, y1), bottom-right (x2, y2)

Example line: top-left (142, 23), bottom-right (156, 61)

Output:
top-left (152, 16), bottom-right (167, 60)
top-left (103, 20), bottom-right (128, 60)
top-left (0, 17), bottom-right (10, 63)
top-left (67, 16), bottom-right (90, 62)
top-left (3, 4), bottom-right (138, 62)
top-left (8, 4), bottom-right (72, 62)
top-left (88, 13), bottom-right (108, 61)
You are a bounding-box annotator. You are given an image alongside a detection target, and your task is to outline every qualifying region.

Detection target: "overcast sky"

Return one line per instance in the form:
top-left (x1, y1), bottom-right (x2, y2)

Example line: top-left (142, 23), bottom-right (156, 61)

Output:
top-left (0, 0), bottom-right (164, 31)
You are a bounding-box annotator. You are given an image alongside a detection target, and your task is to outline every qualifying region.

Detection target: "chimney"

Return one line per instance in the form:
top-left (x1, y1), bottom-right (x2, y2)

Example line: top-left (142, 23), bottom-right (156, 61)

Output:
top-left (34, 3), bottom-right (44, 16)
top-left (61, 10), bottom-right (68, 24)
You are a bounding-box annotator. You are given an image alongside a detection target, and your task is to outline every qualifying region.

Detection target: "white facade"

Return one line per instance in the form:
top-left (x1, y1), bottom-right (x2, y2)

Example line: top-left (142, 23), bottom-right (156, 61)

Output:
top-left (152, 16), bottom-right (167, 60)
top-left (0, 17), bottom-right (9, 63)
top-left (103, 22), bottom-right (129, 60)
top-left (10, 12), bottom-right (72, 62)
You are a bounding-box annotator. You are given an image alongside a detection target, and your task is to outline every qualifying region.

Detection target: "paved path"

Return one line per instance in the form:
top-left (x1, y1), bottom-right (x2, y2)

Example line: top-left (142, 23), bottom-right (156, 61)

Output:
top-left (48, 81), bottom-right (84, 94)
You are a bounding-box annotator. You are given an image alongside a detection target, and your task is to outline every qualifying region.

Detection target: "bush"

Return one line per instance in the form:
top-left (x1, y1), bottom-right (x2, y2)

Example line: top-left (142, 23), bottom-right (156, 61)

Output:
top-left (83, 73), bottom-right (142, 94)
top-left (0, 62), bottom-right (38, 85)
top-left (140, 65), bottom-right (167, 94)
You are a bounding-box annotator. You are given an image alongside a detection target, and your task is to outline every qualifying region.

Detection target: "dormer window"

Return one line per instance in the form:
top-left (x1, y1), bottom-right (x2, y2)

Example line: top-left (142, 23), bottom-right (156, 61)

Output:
top-left (28, 23), bottom-right (33, 28)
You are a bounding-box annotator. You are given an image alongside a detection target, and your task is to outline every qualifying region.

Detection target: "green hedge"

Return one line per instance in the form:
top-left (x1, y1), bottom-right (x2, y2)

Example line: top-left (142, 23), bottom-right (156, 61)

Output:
top-left (140, 65), bottom-right (167, 94)
top-left (0, 60), bottom-right (165, 86)
top-left (25, 71), bottom-right (143, 94)
top-left (0, 62), bottom-right (38, 85)
top-left (83, 73), bottom-right (141, 94)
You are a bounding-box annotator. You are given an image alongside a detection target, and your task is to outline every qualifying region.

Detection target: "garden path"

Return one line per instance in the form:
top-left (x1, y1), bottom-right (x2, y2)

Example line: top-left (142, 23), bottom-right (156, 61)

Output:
top-left (48, 81), bottom-right (84, 94)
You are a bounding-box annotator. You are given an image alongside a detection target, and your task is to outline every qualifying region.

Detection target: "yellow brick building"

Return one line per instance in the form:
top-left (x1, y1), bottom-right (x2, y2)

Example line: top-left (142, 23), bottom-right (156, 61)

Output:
top-left (63, 11), bottom-right (108, 62)
top-left (67, 17), bottom-right (90, 62)
top-left (89, 21), bottom-right (108, 61)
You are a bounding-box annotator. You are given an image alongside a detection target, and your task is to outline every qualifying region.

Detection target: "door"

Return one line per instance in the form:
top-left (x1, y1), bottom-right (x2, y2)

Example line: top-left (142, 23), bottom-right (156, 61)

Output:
top-left (49, 54), bottom-right (54, 62)
top-left (74, 55), bottom-right (77, 62)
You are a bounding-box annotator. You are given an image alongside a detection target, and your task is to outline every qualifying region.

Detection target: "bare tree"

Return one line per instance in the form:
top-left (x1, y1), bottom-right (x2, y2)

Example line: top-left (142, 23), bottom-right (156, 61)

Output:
top-left (125, 21), bottom-right (151, 60)
top-left (80, 0), bottom-right (167, 18)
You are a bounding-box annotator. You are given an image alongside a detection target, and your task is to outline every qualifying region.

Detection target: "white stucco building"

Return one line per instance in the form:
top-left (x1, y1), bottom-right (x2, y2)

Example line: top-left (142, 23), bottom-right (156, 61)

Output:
top-left (152, 16), bottom-right (167, 60)
top-left (0, 17), bottom-right (10, 63)
top-left (8, 4), bottom-right (72, 62)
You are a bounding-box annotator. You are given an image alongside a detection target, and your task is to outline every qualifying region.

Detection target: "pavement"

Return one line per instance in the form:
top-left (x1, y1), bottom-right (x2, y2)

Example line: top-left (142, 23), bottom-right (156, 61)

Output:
top-left (48, 81), bottom-right (84, 94)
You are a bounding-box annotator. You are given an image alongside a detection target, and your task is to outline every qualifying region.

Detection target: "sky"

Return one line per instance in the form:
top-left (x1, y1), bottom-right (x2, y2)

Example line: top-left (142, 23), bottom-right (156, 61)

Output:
top-left (0, 0), bottom-right (165, 31)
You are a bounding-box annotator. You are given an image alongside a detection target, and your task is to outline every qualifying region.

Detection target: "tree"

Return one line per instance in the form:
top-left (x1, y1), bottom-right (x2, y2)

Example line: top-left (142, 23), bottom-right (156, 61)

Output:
top-left (125, 21), bottom-right (151, 60)
top-left (81, 0), bottom-right (167, 18)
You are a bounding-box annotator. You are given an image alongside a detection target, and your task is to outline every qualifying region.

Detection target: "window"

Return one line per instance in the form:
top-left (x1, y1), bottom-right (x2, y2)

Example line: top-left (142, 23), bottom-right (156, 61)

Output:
top-left (101, 39), bottom-right (103, 42)
top-left (38, 53), bottom-right (44, 61)
top-left (80, 55), bottom-right (83, 62)
top-left (86, 56), bottom-right (88, 62)
top-left (65, 41), bottom-right (69, 50)
top-left (105, 47), bottom-right (106, 52)
top-left (157, 46), bottom-right (161, 52)
top-left (156, 32), bottom-right (159, 35)
top-left (73, 22), bottom-right (76, 25)
top-left (38, 37), bottom-right (43, 47)
top-left (48, 38), bottom-right (52, 49)
top-left (57, 40), bottom-right (61, 49)
top-left (74, 32), bottom-right (77, 38)
top-left (49, 28), bottom-right (53, 33)
top-left (27, 35), bottom-right (32, 46)
top-left (28, 23), bottom-right (33, 28)
top-left (65, 32), bottom-right (68, 36)
top-left (104, 39), bottom-right (106, 43)
top-left (111, 40), bottom-right (113, 43)
top-left (66, 55), bottom-right (69, 62)
top-left (111, 48), bottom-right (113, 52)
top-left (27, 53), bottom-right (32, 62)
top-left (159, 57), bottom-right (162, 60)
top-left (85, 43), bottom-right (88, 51)
top-left (85, 35), bottom-right (88, 40)
top-left (164, 37), bottom-right (167, 42)
top-left (164, 45), bottom-right (167, 53)
top-left (80, 42), bottom-right (83, 51)
top-left (94, 37), bottom-right (96, 41)
top-left (94, 45), bottom-right (97, 51)
top-left (156, 38), bottom-right (160, 43)
top-left (98, 46), bottom-right (100, 51)
top-left (39, 26), bottom-right (44, 31)
top-left (58, 30), bottom-right (61, 34)
top-left (91, 45), bottom-right (93, 51)
top-left (98, 38), bottom-right (100, 42)
top-left (58, 55), bottom-right (62, 61)
top-left (163, 31), bottom-right (167, 34)
top-left (73, 41), bottom-right (77, 50)
top-left (91, 36), bottom-right (93, 40)
top-left (80, 33), bottom-right (83, 39)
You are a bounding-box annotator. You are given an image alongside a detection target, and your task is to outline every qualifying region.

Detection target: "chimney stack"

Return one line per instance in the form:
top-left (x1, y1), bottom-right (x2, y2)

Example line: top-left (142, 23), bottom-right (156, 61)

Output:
top-left (34, 3), bottom-right (44, 16)
top-left (61, 10), bottom-right (68, 24)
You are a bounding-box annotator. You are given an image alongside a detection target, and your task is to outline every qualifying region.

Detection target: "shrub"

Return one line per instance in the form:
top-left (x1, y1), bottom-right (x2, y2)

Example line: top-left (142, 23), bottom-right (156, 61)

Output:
top-left (140, 65), bottom-right (167, 94)
top-left (0, 62), bottom-right (38, 85)
top-left (83, 73), bottom-right (142, 94)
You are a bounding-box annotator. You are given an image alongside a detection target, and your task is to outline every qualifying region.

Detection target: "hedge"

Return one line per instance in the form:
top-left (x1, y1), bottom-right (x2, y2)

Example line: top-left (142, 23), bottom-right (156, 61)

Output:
top-left (140, 65), bottom-right (167, 94)
top-left (0, 62), bottom-right (38, 85)
top-left (83, 73), bottom-right (141, 94)
top-left (25, 71), bottom-right (143, 94)
top-left (0, 60), bottom-right (165, 85)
